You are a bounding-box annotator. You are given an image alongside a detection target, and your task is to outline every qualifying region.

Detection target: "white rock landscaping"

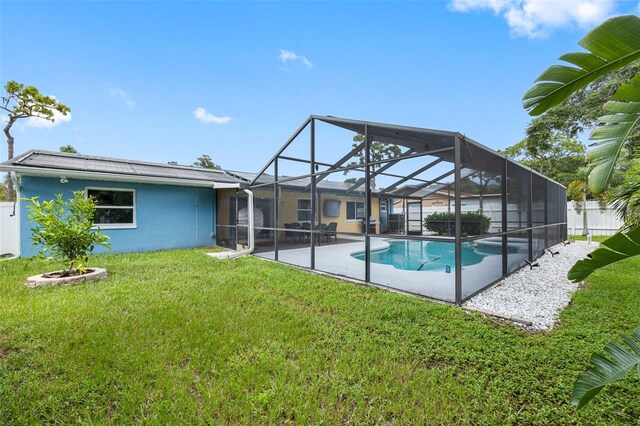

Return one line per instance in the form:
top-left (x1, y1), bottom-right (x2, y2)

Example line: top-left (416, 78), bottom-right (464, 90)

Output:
top-left (464, 241), bottom-right (598, 331)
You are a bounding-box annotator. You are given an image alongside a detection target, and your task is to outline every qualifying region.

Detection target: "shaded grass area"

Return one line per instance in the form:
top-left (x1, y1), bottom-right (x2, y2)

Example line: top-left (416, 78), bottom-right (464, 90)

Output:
top-left (1, 247), bottom-right (639, 424)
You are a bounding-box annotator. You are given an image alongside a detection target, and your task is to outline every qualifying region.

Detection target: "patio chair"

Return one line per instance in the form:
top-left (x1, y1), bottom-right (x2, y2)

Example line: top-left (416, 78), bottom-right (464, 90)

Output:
top-left (290, 222), bottom-right (302, 242)
top-left (301, 222), bottom-right (311, 242)
top-left (325, 222), bottom-right (338, 243)
top-left (316, 223), bottom-right (327, 243)
top-left (284, 223), bottom-right (295, 243)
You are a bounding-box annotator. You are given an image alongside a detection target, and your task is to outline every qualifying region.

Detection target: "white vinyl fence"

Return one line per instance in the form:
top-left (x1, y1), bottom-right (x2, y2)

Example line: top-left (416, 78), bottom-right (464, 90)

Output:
top-left (567, 200), bottom-right (623, 236)
top-left (411, 200), bottom-right (622, 237)
top-left (0, 202), bottom-right (20, 257)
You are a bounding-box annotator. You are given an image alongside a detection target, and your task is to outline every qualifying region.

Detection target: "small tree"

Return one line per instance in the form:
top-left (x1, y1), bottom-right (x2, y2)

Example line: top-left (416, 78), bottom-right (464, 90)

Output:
top-left (0, 180), bottom-right (7, 202)
top-left (345, 133), bottom-right (402, 189)
top-left (25, 191), bottom-right (110, 275)
top-left (1, 81), bottom-right (70, 202)
top-left (344, 177), bottom-right (365, 185)
top-left (193, 154), bottom-right (221, 169)
top-left (59, 145), bottom-right (78, 154)
top-left (565, 166), bottom-right (611, 236)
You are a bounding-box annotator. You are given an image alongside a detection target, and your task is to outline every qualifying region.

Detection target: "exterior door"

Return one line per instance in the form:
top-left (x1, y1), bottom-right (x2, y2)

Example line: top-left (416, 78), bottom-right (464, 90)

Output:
top-left (379, 198), bottom-right (388, 234)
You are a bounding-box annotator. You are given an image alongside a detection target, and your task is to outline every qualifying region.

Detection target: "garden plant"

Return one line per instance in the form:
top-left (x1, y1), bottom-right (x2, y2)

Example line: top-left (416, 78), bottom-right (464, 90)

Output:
top-left (423, 211), bottom-right (490, 236)
top-left (25, 191), bottom-right (110, 277)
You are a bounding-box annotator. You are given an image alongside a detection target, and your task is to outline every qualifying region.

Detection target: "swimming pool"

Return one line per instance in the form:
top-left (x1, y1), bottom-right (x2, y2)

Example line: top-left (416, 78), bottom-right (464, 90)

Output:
top-left (351, 239), bottom-right (501, 272)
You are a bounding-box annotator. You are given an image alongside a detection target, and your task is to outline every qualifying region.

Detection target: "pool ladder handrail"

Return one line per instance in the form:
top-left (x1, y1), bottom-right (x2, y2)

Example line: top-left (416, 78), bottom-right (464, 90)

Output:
top-left (417, 256), bottom-right (442, 271)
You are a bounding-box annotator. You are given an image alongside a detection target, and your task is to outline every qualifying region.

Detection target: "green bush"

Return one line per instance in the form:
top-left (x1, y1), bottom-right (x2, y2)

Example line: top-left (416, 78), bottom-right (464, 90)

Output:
top-left (423, 211), bottom-right (491, 236)
top-left (25, 191), bottom-right (111, 274)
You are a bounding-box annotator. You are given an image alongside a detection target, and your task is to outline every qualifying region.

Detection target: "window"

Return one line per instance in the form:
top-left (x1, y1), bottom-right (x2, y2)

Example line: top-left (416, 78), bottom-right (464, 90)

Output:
top-left (86, 188), bottom-right (136, 228)
top-left (346, 201), bottom-right (365, 221)
top-left (297, 199), bottom-right (311, 222)
top-left (380, 199), bottom-right (387, 212)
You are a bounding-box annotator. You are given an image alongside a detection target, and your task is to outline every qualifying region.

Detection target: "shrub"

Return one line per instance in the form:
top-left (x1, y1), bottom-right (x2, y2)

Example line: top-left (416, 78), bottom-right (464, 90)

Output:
top-left (423, 211), bottom-right (490, 236)
top-left (25, 191), bottom-right (111, 274)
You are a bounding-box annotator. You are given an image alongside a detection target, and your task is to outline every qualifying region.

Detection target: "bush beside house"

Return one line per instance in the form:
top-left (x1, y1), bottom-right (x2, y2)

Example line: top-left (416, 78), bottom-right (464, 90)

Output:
top-left (424, 211), bottom-right (490, 236)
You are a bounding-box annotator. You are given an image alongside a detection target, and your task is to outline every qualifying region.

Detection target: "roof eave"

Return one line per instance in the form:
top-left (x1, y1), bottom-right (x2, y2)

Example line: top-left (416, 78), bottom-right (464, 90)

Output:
top-left (0, 164), bottom-right (243, 189)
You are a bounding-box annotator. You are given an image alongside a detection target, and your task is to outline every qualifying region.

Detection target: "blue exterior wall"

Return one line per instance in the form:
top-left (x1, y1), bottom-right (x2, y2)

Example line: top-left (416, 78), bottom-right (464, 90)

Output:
top-left (19, 176), bottom-right (216, 257)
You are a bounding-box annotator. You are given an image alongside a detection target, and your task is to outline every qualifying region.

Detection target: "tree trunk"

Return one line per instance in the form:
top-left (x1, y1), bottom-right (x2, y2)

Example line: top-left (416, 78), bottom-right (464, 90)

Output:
top-left (581, 186), bottom-right (589, 236)
top-left (3, 117), bottom-right (16, 202)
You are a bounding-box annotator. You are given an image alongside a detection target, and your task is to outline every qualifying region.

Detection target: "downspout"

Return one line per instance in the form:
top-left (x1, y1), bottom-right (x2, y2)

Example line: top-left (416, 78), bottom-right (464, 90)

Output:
top-left (9, 171), bottom-right (19, 217)
top-left (209, 188), bottom-right (255, 259)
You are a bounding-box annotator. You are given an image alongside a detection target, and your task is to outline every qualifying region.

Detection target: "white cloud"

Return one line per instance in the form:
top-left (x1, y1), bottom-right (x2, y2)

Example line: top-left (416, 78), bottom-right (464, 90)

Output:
top-left (25, 108), bottom-right (72, 129)
top-left (107, 87), bottom-right (135, 108)
top-left (193, 107), bottom-right (232, 124)
top-left (279, 49), bottom-right (313, 68)
top-left (448, 0), bottom-right (615, 37)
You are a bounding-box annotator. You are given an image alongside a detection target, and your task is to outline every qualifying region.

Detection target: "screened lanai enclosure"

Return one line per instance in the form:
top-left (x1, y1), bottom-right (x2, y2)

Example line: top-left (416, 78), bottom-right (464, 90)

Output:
top-left (216, 116), bottom-right (567, 305)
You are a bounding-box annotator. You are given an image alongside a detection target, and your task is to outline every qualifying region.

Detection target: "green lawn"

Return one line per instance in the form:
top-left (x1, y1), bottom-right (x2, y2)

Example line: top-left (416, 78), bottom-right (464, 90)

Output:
top-left (569, 234), bottom-right (610, 243)
top-left (1, 248), bottom-right (639, 424)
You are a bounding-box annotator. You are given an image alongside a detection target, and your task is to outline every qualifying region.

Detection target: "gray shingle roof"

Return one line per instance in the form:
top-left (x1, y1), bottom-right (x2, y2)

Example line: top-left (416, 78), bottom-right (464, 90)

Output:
top-left (226, 170), bottom-right (370, 193)
top-left (1, 150), bottom-right (244, 185)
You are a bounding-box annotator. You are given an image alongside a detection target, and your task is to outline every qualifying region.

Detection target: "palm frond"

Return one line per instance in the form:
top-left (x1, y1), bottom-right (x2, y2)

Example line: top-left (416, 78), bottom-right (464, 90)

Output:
top-left (609, 176), bottom-right (640, 229)
top-left (573, 326), bottom-right (640, 409)
top-left (523, 15), bottom-right (640, 116)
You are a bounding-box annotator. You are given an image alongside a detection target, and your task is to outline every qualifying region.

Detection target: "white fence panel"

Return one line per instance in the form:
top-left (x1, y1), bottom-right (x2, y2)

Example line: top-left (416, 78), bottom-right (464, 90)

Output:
top-left (567, 201), bottom-right (622, 236)
top-left (415, 200), bottom-right (622, 237)
top-left (0, 202), bottom-right (20, 256)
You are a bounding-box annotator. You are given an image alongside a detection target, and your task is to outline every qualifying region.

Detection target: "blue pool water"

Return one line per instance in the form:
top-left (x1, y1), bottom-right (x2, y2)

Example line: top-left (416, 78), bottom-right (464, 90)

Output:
top-left (352, 240), bottom-right (501, 272)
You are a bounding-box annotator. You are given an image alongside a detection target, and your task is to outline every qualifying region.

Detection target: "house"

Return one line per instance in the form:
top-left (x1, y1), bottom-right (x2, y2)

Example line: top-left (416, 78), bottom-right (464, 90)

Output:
top-left (0, 150), bottom-right (244, 257)
top-left (0, 149), bottom-right (388, 257)
top-left (216, 170), bottom-right (384, 244)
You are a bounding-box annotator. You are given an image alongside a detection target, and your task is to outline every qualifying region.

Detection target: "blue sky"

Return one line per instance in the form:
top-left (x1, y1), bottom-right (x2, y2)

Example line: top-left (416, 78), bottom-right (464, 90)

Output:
top-left (1, 1), bottom-right (638, 173)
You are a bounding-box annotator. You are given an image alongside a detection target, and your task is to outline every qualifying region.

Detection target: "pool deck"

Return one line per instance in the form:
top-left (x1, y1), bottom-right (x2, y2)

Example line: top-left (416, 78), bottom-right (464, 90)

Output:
top-left (255, 238), bottom-right (527, 302)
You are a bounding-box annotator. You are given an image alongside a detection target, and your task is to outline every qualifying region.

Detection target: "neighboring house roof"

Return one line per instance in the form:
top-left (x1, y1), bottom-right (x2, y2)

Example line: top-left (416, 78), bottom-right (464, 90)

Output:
top-left (0, 150), bottom-right (245, 188)
top-left (226, 170), bottom-right (373, 194)
top-left (225, 170), bottom-right (272, 185)
top-left (423, 190), bottom-right (502, 198)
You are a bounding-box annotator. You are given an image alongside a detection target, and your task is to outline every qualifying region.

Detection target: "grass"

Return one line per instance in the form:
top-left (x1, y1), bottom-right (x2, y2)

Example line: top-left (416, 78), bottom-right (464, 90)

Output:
top-left (1, 247), bottom-right (639, 424)
top-left (569, 234), bottom-right (610, 243)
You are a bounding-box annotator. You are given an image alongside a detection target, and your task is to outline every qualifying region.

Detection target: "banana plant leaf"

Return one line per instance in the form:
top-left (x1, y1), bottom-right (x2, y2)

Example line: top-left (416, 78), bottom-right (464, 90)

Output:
top-left (523, 15), bottom-right (640, 116)
top-left (568, 226), bottom-right (640, 282)
top-left (573, 326), bottom-right (640, 409)
top-left (588, 74), bottom-right (640, 193)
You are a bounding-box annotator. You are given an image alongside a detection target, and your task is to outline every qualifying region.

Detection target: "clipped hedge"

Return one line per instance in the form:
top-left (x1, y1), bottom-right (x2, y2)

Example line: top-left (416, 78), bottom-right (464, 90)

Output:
top-left (423, 211), bottom-right (491, 236)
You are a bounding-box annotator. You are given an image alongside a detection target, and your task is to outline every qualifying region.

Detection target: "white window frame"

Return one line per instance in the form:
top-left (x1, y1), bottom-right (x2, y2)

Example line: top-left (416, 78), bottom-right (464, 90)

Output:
top-left (85, 187), bottom-right (137, 229)
top-left (346, 201), bottom-right (366, 221)
top-left (297, 198), bottom-right (312, 223)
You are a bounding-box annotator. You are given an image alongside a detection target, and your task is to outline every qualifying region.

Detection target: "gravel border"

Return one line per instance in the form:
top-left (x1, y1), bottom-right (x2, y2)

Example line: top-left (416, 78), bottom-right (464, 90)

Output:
top-left (464, 241), bottom-right (598, 331)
